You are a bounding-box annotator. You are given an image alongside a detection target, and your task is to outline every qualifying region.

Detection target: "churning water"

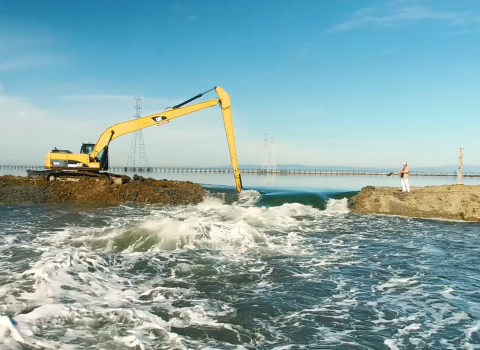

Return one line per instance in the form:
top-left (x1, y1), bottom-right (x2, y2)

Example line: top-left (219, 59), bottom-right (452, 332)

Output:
top-left (0, 187), bottom-right (479, 349)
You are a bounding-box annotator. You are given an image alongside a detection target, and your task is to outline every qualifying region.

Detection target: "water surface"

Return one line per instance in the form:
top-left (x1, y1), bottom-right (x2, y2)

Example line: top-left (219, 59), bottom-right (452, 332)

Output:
top-left (0, 171), bottom-right (479, 349)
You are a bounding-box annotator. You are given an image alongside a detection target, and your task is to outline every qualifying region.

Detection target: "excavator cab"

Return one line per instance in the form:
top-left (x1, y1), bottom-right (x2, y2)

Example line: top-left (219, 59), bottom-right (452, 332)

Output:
top-left (79, 143), bottom-right (109, 170)
top-left (80, 143), bottom-right (95, 155)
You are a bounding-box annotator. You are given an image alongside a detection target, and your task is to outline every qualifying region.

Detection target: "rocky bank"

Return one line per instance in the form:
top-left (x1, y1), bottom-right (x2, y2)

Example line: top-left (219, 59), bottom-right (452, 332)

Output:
top-left (349, 185), bottom-right (480, 222)
top-left (0, 174), bottom-right (205, 205)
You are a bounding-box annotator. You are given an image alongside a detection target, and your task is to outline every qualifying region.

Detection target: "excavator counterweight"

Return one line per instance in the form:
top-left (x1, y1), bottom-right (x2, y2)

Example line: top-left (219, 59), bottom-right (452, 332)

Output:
top-left (43, 87), bottom-right (243, 192)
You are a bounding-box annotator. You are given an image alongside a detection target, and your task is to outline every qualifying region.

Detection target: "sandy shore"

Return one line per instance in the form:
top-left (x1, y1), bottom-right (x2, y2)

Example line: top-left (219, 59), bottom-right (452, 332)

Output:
top-left (348, 185), bottom-right (480, 222)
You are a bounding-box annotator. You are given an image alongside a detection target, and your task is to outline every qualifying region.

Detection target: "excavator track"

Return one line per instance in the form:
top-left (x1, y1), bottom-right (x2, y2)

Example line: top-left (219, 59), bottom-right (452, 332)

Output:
top-left (26, 169), bottom-right (129, 185)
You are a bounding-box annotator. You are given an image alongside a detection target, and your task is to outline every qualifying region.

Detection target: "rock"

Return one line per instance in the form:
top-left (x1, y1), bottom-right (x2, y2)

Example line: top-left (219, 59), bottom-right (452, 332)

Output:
top-left (132, 174), bottom-right (145, 182)
top-left (0, 175), bottom-right (205, 206)
top-left (349, 185), bottom-right (480, 222)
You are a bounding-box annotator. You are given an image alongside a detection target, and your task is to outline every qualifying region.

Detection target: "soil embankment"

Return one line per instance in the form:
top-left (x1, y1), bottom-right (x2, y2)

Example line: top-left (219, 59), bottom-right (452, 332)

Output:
top-left (349, 185), bottom-right (480, 222)
top-left (0, 174), bottom-right (205, 205)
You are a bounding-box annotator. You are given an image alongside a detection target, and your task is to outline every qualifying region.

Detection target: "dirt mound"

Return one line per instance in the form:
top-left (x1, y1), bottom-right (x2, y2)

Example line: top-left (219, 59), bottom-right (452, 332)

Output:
top-left (0, 174), bottom-right (205, 206)
top-left (349, 185), bottom-right (480, 222)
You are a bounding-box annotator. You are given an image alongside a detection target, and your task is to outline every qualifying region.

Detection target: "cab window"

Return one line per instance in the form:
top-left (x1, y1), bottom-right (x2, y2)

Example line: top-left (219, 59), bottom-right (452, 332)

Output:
top-left (80, 144), bottom-right (94, 155)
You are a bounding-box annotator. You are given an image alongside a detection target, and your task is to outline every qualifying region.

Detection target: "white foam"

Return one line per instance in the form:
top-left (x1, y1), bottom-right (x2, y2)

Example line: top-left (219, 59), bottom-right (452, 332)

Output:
top-left (465, 319), bottom-right (480, 341)
top-left (384, 339), bottom-right (399, 350)
top-left (325, 198), bottom-right (349, 214)
top-left (440, 287), bottom-right (460, 300)
top-left (15, 304), bottom-right (69, 324)
top-left (0, 316), bottom-right (25, 345)
top-left (80, 196), bottom-right (331, 258)
top-left (114, 335), bottom-right (146, 350)
top-left (377, 277), bottom-right (418, 292)
top-left (233, 189), bottom-right (262, 207)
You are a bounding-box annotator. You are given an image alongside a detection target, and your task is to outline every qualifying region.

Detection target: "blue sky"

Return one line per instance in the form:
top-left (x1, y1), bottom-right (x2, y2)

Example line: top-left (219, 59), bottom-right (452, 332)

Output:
top-left (1, 0), bottom-right (479, 168)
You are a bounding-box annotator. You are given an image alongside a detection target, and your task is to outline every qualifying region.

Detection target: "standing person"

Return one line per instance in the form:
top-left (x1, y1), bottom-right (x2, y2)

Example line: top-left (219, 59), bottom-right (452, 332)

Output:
top-left (395, 162), bottom-right (410, 192)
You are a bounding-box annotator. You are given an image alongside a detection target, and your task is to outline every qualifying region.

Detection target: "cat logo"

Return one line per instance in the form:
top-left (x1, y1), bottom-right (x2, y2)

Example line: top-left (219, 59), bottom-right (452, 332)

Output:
top-left (152, 116), bottom-right (167, 123)
top-left (152, 116), bottom-right (170, 126)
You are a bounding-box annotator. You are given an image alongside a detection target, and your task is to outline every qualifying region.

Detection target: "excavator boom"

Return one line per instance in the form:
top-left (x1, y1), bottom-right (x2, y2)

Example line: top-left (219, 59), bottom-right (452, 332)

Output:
top-left (90, 98), bottom-right (220, 159)
top-left (45, 86), bottom-right (243, 192)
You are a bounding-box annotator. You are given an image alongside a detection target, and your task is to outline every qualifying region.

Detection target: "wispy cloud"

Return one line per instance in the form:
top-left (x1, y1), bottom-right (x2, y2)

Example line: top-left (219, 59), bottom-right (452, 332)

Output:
top-left (438, 29), bottom-right (474, 37)
top-left (327, 6), bottom-right (480, 33)
top-left (0, 55), bottom-right (61, 71)
top-left (0, 34), bottom-right (53, 52)
top-left (386, 0), bottom-right (417, 7)
top-left (0, 25), bottom-right (63, 71)
top-left (352, 7), bottom-right (377, 18)
top-left (188, 15), bottom-right (199, 20)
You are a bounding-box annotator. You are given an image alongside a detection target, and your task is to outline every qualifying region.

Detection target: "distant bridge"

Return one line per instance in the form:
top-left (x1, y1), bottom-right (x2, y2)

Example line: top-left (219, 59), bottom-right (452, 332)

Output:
top-left (1, 165), bottom-right (480, 177)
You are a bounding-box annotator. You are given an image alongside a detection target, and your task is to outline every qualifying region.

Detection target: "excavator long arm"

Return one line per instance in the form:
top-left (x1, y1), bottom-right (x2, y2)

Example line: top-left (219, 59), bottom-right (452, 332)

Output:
top-left (90, 98), bottom-right (220, 158)
top-left (90, 87), bottom-right (243, 192)
top-left (215, 87), bottom-right (242, 192)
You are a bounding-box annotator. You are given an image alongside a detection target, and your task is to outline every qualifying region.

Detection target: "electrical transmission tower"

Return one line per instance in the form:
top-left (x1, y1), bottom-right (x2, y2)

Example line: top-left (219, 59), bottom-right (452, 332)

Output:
top-left (126, 97), bottom-right (149, 172)
top-left (261, 133), bottom-right (270, 172)
top-left (270, 131), bottom-right (277, 172)
top-left (261, 131), bottom-right (276, 173)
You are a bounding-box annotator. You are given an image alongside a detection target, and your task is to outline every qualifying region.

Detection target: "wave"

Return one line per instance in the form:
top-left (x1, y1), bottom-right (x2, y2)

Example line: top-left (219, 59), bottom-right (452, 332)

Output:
top-left (63, 189), bottom-right (354, 256)
top-left (207, 186), bottom-right (355, 211)
top-left (258, 191), bottom-right (328, 210)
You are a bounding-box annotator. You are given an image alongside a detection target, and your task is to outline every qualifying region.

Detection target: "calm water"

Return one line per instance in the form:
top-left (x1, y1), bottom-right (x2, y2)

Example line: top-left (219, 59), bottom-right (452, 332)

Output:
top-left (3, 168), bottom-right (480, 191)
top-left (1, 170), bottom-right (479, 349)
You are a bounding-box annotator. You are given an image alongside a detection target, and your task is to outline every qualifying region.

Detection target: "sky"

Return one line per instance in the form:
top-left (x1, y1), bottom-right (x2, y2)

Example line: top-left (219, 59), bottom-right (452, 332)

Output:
top-left (1, 0), bottom-right (480, 168)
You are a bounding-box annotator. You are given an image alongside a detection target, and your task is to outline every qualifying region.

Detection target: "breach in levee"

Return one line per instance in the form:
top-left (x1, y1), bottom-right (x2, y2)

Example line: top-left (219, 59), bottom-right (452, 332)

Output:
top-left (42, 87), bottom-right (243, 192)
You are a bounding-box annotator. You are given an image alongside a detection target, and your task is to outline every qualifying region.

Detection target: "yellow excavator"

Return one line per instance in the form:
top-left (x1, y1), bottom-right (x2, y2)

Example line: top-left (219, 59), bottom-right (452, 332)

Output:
top-left (40, 86), bottom-right (242, 192)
